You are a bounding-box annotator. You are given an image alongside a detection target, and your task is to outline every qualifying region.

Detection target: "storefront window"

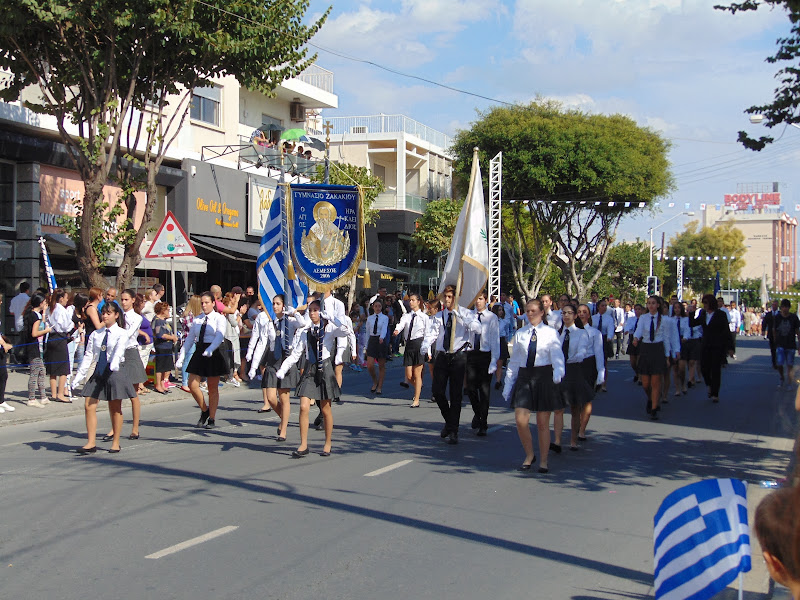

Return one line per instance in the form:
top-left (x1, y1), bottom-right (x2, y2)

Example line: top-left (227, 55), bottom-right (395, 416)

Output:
top-left (0, 161), bottom-right (15, 229)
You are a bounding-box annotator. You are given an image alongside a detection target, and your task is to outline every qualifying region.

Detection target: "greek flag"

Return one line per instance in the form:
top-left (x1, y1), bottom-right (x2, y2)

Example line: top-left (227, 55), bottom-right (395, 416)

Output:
top-left (257, 183), bottom-right (308, 320)
top-left (654, 478), bottom-right (751, 600)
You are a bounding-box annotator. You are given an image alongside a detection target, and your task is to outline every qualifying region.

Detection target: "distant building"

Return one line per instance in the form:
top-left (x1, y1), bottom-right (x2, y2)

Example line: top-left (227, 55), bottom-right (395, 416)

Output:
top-left (701, 183), bottom-right (797, 290)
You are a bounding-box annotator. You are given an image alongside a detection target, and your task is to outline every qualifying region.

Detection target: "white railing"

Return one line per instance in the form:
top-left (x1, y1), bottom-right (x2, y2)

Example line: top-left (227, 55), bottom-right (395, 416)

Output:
top-left (294, 64), bottom-right (334, 94)
top-left (327, 114), bottom-right (452, 149)
top-left (373, 191), bottom-right (428, 213)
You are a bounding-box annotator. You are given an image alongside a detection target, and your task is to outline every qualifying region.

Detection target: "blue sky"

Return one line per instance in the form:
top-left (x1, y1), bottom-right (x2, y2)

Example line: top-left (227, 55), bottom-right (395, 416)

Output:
top-left (306, 0), bottom-right (798, 244)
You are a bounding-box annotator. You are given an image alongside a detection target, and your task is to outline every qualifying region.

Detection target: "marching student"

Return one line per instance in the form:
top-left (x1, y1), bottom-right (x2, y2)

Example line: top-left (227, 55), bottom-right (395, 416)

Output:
top-left (766, 298), bottom-right (799, 390)
top-left (393, 293), bottom-right (429, 407)
top-left (114, 289), bottom-right (145, 440)
top-left (466, 291), bottom-right (500, 436)
top-left (72, 302), bottom-right (135, 454)
top-left (556, 304), bottom-right (593, 451)
top-left (633, 295), bottom-right (676, 419)
top-left (673, 303), bottom-right (691, 396)
top-left (659, 300), bottom-right (680, 406)
top-left (492, 302), bottom-right (511, 391)
top-left (365, 299), bottom-right (389, 394)
top-left (422, 285), bottom-right (480, 445)
top-left (503, 298), bottom-right (565, 473)
top-left (176, 292), bottom-right (228, 429)
top-left (249, 295), bottom-right (303, 441)
top-left (624, 303), bottom-right (644, 383)
top-left (275, 300), bottom-right (352, 457)
top-left (425, 299), bottom-right (441, 402)
top-left (612, 298), bottom-right (626, 359)
top-left (591, 298), bottom-right (615, 392)
top-left (684, 303), bottom-right (703, 389)
top-left (576, 304), bottom-right (605, 442)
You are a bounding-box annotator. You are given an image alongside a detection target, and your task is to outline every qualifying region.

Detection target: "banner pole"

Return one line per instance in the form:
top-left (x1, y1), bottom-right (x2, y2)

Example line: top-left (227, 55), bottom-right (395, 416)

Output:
top-left (737, 572), bottom-right (743, 600)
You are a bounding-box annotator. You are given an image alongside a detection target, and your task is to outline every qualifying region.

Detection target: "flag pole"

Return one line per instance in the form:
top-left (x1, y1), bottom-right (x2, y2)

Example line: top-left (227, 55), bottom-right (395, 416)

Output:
top-left (450, 147), bottom-right (480, 351)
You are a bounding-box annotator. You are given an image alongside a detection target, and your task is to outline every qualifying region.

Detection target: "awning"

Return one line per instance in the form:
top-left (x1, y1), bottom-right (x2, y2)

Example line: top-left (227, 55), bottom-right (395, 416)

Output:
top-left (192, 235), bottom-right (260, 262)
top-left (359, 260), bottom-right (409, 279)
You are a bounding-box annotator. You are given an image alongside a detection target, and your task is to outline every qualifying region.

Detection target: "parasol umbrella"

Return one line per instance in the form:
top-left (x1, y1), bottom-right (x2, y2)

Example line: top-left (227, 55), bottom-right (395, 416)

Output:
top-left (280, 128), bottom-right (307, 141)
top-left (261, 123), bottom-right (283, 132)
top-left (760, 272), bottom-right (769, 309)
top-left (305, 136), bottom-right (326, 151)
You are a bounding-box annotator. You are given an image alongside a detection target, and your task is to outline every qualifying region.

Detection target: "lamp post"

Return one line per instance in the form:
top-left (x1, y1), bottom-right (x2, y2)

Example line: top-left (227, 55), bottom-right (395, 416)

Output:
top-left (649, 211), bottom-right (695, 277)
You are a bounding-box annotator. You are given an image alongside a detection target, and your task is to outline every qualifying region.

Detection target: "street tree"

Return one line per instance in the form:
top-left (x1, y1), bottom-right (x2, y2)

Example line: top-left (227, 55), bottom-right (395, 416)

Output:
top-left (0, 0), bottom-right (327, 289)
top-left (665, 221), bottom-right (746, 292)
top-left (450, 100), bottom-right (673, 301)
top-left (412, 198), bottom-right (464, 253)
top-left (715, 1), bottom-right (800, 149)
top-left (598, 241), bottom-right (667, 303)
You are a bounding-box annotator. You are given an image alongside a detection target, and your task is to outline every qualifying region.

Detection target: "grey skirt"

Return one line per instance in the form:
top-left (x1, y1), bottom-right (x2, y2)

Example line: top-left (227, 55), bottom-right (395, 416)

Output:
top-left (121, 347), bottom-right (148, 385)
top-left (82, 369), bottom-right (136, 401)
top-left (262, 352), bottom-right (301, 389)
top-left (638, 341), bottom-right (668, 375)
top-left (510, 365), bottom-right (564, 412)
top-left (296, 358), bottom-right (340, 402)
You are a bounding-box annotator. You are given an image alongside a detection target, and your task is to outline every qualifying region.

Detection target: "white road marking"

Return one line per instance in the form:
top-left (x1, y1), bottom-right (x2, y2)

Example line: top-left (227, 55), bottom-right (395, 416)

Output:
top-left (364, 459), bottom-right (413, 477)
top-left (486, 424), bottom-right (505, 434)
top-left (146, 526), bottom-right (239, 559)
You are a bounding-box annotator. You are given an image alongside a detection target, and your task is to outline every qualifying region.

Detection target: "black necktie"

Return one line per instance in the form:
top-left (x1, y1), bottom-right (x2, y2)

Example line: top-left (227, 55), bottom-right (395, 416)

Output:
top-left (274, 318), bottom-right (283, 360)
top-left (649, 316), bottom-right (655, 342)
top-left (562, 328), bottom-right (570, 360)
top-left (474, 312), bottom-right (482, 349)
top-left (96, 330), bottom-right (109, 374)
top-left (526, 327), bottom-right (538, 368)
top-left (408, 312), bottom-right (416, 339)
top-left (677, 318), bottom-right (682, 339)
top-left (198, 319), bottom-right (207, 344)
top-left (373, 315), bottom-right (378, 335)
top-left (598, 313), bottom-right (603, 332)
top-left (444, 311), bottom-right (453, 352)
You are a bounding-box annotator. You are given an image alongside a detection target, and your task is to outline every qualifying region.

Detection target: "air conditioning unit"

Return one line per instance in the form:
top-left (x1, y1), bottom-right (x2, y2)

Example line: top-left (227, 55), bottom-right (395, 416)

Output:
top-left (351, 126), bottom-right (368, 134)
top-left (289, 102), bottom-right (305, 122)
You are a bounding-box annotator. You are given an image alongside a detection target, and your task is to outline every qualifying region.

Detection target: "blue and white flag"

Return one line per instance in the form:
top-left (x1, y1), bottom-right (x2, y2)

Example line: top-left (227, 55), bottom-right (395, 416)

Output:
top-left (257, 183), bottom-right (308, 320)
top-left (38, 237), bottom-right (57, 292)
top-left (654, 478), bottom-right (751, 600)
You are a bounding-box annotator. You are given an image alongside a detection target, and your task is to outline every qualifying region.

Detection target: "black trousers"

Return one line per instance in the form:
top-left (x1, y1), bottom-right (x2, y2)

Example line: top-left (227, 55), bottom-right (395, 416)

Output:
top-left (466, 350), bottom-right (492, 427)
top-left (769, 341), bottom-right (777, 369)
top-left (700, 346), bottom-right (724, 397)
top-left (433, 351), bottom-right (467, 433)
top-left (614, 331), bottom-right (624, 356)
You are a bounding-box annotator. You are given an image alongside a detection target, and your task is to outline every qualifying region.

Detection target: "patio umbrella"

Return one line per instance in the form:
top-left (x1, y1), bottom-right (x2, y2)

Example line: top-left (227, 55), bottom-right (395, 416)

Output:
top-left (760, 272), bottom-right (769, 308)
top-left (280, 128), bottom-right (307, 141)
top-left (261, 123), bottom-right (283, 132)
top-left (305, 136), bottom-right (326, 151)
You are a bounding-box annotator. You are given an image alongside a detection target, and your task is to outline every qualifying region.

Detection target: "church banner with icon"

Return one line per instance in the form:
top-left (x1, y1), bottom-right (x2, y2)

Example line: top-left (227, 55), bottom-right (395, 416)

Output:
top-left (289, 184), bottom-right (363, 292)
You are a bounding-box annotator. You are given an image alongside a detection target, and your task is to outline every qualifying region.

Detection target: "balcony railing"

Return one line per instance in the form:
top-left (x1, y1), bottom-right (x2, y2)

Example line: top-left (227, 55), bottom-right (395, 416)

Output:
top-left (373, 192), bottom-right (428, 213)
top-left (294, 64), bottom-right (334, 94)
top-left (327, 114), bottom-right (452, 149)
top-left (237, 135), bottom-right (321, 176)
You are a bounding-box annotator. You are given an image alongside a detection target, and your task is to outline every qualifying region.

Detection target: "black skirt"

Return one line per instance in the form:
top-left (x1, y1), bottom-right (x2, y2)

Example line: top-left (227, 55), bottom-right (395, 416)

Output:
top-left (403, 337), bottom-right (424, 366)
top-left (603, 339), bottom-right (614, 359)
top-left (510, 365), bottom-right (564, 412)
top-left (561, 362), bottom-right (594, 408)
top-left (626, 334), bottom-right (640, 356)
top-left (186, 342), bottom-right (228, 378)
top-left (499, 337), bottom-right (510, 361)
top-left (82, 369), bottom-right (137, 401)
top-left (154, 345), bottom-right (174, 373)
top-left (366, 336), bottom-right (387, 359)
top-left (262, 351), bottom-right (301, 389)
top-left (296, 358), bottom-right (339, 402)
top-left (581, 356), bottom-right (598, 390)
top-left (44, 333), bottom-right (70, 376)
top-left (681, 338), bottom-right (702, 361)
top-left (638, 341), bottom-right (668, 375)
top-left (121, 347), bottom-right (148, 385)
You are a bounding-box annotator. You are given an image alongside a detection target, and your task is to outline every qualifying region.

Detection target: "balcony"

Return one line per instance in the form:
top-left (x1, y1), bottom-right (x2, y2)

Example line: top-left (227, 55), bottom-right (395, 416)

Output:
top-left (294, 64), bottom-right (334, 94)
top-left (373, 192), bottom-right (428, 213)
top-left (327, 114), bottom-right (452, 150)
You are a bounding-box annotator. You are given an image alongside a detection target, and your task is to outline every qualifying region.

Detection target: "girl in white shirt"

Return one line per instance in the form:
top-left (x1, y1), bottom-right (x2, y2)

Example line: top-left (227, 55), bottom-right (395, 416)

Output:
top-left (632, 295), bottom-right (675, 420)
top-left (393, 293), bottom-right (429, 407)
top-left (365, 300), bottom-right (389, 394)
top-left (176, 292), bottom-right (229, 430)
top-left (72, 303), bottom-right (136, 454)
top-left (576, 304), bottom-right (606, 443)
top-left (503, 299), bottom-right (565, 474)
top-left (112, 289), bottom-right (145, 441)
top-left (45, 289), bottom-right (73, 402)
top-left (557, 305), bottom-right (593, 451)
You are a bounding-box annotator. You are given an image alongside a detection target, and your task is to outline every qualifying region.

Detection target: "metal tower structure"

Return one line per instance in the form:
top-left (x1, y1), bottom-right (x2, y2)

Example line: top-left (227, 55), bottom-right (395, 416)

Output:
top-left (488, 152), bottom-right (502, 301)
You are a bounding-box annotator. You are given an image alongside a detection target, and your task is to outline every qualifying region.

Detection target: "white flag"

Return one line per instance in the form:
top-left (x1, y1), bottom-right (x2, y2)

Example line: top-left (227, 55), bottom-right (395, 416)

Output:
top-left (438, 151), bottom-right (489, 309)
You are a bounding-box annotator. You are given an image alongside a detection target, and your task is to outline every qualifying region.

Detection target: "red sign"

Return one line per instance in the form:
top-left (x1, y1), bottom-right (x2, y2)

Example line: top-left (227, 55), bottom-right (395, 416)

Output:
top-left (724, 192), bottom-right (781, 210)
top-left (146, 211), bottom-right (196, 258)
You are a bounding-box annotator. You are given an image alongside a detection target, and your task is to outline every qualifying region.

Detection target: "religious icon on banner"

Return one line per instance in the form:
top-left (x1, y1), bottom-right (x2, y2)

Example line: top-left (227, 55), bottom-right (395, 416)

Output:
top-left (289, 184), bottom-right (363, 292)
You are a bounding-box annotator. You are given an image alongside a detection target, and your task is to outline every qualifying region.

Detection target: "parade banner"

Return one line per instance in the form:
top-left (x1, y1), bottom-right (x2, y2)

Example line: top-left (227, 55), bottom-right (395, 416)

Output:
top-left (288, 183), bottom-right (363, 293)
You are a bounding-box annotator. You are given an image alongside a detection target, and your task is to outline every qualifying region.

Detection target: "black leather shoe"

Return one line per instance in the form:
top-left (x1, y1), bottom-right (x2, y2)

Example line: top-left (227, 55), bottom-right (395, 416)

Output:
top-left (517, 463), bottom-right (532, 471)
top-left (549, 443), bottom-right (562, 454)
top-left (101, 434), bottom-right (113, 442)
top-left (128, 433), bottom-right (139, 440)
top-left (447, 431), bottom-right (458, 445)
top-left (197, 409), bottom-right (210, 427)
top-left (204, 418), bottom-right (216, 429)
top-left (76, 446), bottom-right (97, 454)
top-left (108, 448), bottom-right (121, 454)
top-left (645, 400), bottom-right (652, 415)
top-left (440, 426), bottom-right (449, 438)
top-left (471, 415), bottom-right (479, 429)
top-left (291, 448), bottom-right (309, 458)
top-left (277, 436), bottom-right (286, 442)
top-left (399, 381), bottom-right (409, 389)
top-left (538, 467), bottom-right (549, 474)
top-left (477, 426), bottom-right (487, 437)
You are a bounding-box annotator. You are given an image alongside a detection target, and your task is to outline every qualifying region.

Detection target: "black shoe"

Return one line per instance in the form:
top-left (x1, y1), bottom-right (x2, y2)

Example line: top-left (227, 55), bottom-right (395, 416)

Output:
top-left (549, 442), bottom-right (562, 454)
top-left (471, 415), bottom-right (480, 429)
top-left (291, 448), bottom-right (309, 458)
top-left (335, 398), bottom-right (343, 405)
top-left (399, 381), bottom-right (410, 389)
top-left (441, 426), bottom-right (449, 438)
top-left (538, 467), bottom-right (549, 474)
top-left (477, 426), bottom-right (487, 437)
top-left (257, 407), bottom-right (272, 413)
top-left (313, 414), bottom-right (323, 427)
top-left (447, 431), bottom-right (458, 445)
top-left (197, 409), bottom-right (210, 427)
top-left (204, 418), bottom-right (216, 429)
top-left (76, 446), bottom-right (97, 454)
top-left (128, 433), bottom-right (139, 440)
top-left (645, 399), bottom-right (652, 415)
top-left (101, 434), bottom-right (114, 442)
top-left (517, 463), bottom-right (532, 471)
top-left (570, 446), bottom-right (579, 451)
top-left (578, 436), bottom-right (588, 442)
top-left (277, 436), bottom-right (286, 442)
top-left (687, 381), bottom-right (693, 388)
top-left (429, 397), bottom-right (437, 403)
top-left (320, 451), bottom-right (331, 457)
top-left (108, 448), bottom-right (121, 453)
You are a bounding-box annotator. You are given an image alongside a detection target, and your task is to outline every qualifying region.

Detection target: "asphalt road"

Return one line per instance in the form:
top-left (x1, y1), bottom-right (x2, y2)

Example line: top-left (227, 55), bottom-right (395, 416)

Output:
top-left (1, 337), bottom-right (796, 600)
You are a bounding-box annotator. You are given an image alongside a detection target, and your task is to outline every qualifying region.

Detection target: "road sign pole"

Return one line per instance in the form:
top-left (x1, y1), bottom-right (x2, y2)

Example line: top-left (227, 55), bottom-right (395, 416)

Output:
top-left (170, 256), bottom-right (177, 336)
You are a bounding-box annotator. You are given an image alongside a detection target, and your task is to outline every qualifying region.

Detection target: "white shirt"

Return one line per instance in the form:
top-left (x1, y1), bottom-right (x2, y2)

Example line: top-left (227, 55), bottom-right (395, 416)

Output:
top-left (558, 324), bottom-right (590, 364)
top-left (122, 308), bottom-right (143, 349)
top-left (176, 311), bottom-right (227, 366)
top-left (634, 312), bottom-right (675, 358)
top-left (9, 292), bottom-right (30, 331)
top-left (73, 324), bottom-right (127, 385)
top-left (421, 306), bottom-right (480, 356)
top-left (48, 303), bottom-right (73, 334)
top-left (471, 308), bottom-right (500, 368)
top-left (728, 308), bottom-right (741, 332)
top-left (248, 312), bottom-right (303, 376)
top-left (623, 315), bottom-right (640, 335)
top-left (393, 309), bottom-right (428, 340)
top-left (582, 325), bottom-right (606, 385)
top-left (503, 321), bottom-right (565, 400)
top-left (547, 309), bottom-right (563, 332)
top-left (142, 300), bottom-right (156, 323)
top-left (366, 312), bottom-right (389, 339)
top-left (246, 311), bottom-right (271, 363)
top-left (612, 306), bottom-right (625, 333)
top-left (592, 311), bottom-right (616, 341)
top-left (662, 315), bottom-right (681, 359)
top-left (334, 316), bottom-right (358, 365)
top-left (276, 320), bottom-right (352, 378)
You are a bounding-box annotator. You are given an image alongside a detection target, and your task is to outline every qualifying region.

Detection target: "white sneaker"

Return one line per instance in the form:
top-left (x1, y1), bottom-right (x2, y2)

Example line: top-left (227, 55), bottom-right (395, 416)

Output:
top-left (27, 399), bottom-right (45, 408)
top-left (0, 405), bottom-right (5, 413)
top-left (0, 401), bottom-right (16, 412)
top-left (39, 398), bottom-right (50, 405)
top-left (228, 378), bottom-right (241, 387)
top-left (199, 383), bottom-right (208, 392)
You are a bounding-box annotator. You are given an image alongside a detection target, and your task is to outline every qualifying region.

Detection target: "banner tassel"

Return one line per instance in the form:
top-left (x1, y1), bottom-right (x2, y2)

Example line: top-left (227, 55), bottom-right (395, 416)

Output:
top-left (363, 267), bottom-right (371, 289)
top-left (287, 259), bottom-right (296, 280)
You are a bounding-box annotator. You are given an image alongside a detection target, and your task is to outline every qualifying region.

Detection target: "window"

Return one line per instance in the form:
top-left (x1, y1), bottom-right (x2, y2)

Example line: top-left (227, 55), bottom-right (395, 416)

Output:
top-left (261, 114), bottom-right (283, 143)
top-left (0, 161), bottom-right (15, 229)
top-left (190, 85), bottom-right (221, 126)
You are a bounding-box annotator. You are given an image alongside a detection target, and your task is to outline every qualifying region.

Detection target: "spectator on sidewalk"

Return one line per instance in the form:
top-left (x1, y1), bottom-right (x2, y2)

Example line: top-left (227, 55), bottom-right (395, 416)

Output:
top-left (152, 302), bottom-right (177, 394)
top-left (0, 293), bottom-right (14, 413)
top-left (9, 282), bottom-right (30, 333)
top-left (45, 289), bottom-right (72, 403)
top-left (22, 293), bottom-right (51, 408)
top-left (97, 287), bottom-right (119, 312)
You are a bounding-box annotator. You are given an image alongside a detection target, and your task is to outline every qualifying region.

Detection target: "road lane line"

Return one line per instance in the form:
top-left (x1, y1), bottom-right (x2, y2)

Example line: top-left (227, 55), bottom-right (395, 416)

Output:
top-left (364, 459), bottom-right (413, 477)
top-left (486, 424), bottom-right (505, 434)
top-left (146, 526), bottom-right (239, 559)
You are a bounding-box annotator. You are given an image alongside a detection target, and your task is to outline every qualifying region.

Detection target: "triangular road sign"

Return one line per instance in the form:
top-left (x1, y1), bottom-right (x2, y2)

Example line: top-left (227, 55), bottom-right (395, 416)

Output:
top-left (145, 211), bottom-right (196, 258)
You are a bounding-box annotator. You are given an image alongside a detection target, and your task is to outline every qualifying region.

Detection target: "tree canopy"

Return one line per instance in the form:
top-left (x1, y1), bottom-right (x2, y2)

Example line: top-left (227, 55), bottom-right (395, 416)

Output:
top-left (715, 1), bottom-right (800, 150)
top-left (665, 221), bottom-right (746, 292)
top-left (450, 100), bottom-right (674, 300)
top-left (412, 198), bottom-right (464, 253)
top-left (311, 161), bottom-right (384, 226)
top-left (0, 0), bottom-right (328, 288)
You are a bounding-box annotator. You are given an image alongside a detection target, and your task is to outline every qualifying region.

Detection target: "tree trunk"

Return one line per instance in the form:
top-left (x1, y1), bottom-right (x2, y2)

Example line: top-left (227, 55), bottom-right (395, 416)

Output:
top-left (77, 175), bottom-right (111, 290)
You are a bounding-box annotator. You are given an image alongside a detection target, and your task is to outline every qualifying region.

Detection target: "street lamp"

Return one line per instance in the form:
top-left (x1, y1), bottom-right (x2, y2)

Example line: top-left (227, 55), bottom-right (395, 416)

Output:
top-left (649, 211), bottom-right (696, 277)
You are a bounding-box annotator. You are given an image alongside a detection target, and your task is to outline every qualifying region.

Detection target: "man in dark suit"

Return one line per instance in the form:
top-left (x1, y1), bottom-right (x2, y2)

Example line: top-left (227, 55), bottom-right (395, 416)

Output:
top-left (690, 293), bottom-right (734, 403)
top-left (762, 300), bottom-right (780, 371)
